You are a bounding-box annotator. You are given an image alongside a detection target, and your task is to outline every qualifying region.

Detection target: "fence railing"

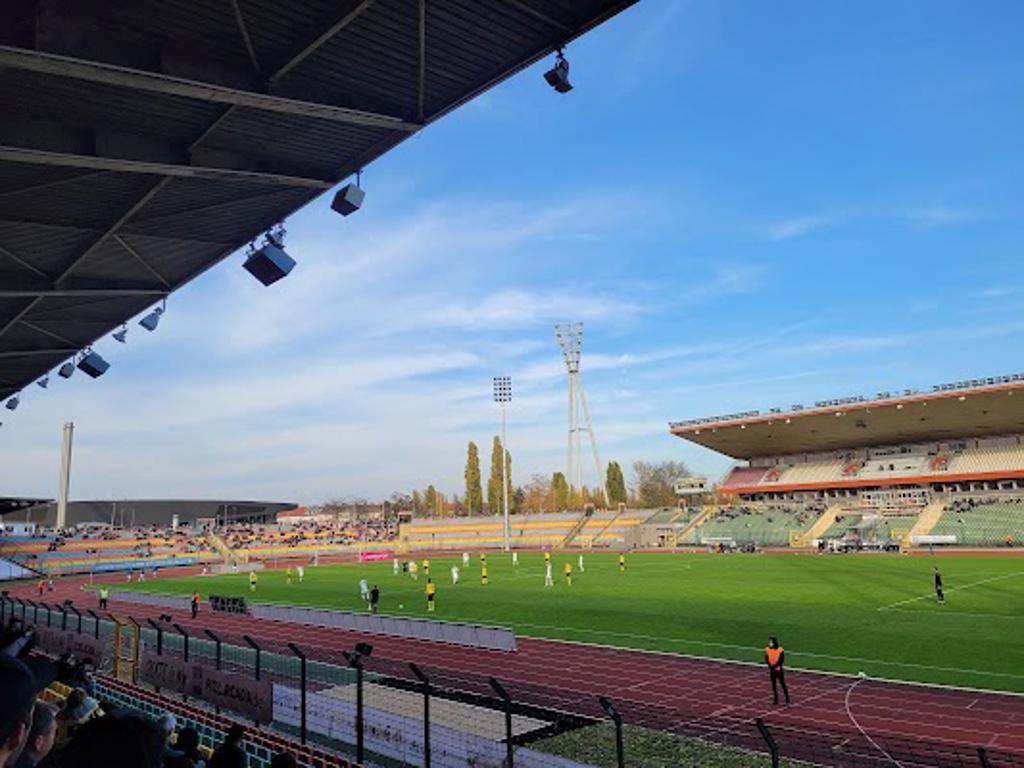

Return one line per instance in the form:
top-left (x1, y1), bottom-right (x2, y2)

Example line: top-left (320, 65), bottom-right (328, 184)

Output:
top-left (3, 594), bottom-right (1023, 768)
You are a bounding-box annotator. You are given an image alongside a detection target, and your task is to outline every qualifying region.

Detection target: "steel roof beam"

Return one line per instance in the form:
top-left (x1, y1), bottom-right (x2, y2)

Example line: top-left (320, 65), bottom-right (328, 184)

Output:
top-left (0, 349), bottom-right (78, 360)
top-left (0, 45), bottom-right (419, 132)
top-left (0, 146), bottom-right (334, 190)
top-left (0, 288), bottom-right (167, 298)
top-left (267, 0), bottom-right (379, 87)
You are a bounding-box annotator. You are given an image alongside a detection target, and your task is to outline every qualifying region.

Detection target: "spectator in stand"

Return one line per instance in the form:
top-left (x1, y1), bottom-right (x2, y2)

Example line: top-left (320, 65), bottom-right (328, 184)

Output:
top-left (57, 711), bottom-right (165, 768)
top-left (208, 724), bottom-right (246, 768)
top-left (56, 687), bottom-right (102, 746)
top-left (164, 726), bottom-right (204, 768)
top-left (13, 701), bottom-right (57, 768)
top-left (0, 655), bottom-right (56, 768)
top-left (269, 753), bottom-right (297, 768)
top-left (156, 713), bottom-right (177, 763)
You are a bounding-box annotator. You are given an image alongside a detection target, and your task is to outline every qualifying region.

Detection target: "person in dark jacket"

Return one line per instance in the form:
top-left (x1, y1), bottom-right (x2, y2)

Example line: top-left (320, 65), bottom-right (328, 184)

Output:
top-left (208, 724), bottom-right (246, 768)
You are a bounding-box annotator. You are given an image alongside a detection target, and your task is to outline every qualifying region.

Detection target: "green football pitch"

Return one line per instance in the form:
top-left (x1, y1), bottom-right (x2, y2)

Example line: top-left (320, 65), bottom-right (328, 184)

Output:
top-left (119, 552), bottom-right (1024, 693)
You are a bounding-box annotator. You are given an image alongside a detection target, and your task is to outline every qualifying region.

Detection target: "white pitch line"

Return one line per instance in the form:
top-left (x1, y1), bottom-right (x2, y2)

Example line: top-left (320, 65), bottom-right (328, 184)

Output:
top-left (845, 677), bottom-right (905, 768)
top-left (878, 570), bottom-right (1024, 611)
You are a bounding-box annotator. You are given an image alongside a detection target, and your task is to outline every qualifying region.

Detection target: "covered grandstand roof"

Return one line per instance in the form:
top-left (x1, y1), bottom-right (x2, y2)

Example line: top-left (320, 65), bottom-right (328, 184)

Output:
top-left (2, 499), bottom-right (297, 527)
top-left (0, 0), bottom-right (636, 401)
top-left (671, 378), bottom-right (1024, 459)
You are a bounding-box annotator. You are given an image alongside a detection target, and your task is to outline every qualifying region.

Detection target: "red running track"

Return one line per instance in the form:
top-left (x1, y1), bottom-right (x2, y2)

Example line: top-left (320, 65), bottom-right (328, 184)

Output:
top-left (12, 573), bottom-right (1024, 763)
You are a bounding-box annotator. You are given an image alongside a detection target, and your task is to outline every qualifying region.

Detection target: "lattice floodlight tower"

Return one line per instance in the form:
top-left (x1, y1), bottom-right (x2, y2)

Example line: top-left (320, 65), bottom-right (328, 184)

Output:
top-left (493, 376), bottom-right (512, 551)
top-left (554, 322), bottom-right (602, 504)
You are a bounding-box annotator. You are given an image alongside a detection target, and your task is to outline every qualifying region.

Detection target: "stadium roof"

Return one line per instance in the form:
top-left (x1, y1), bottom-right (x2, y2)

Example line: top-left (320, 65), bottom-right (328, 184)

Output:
top-left (670, 378), bottom-right (1024, 460)
top-left (0, 0), bottom-right (635, 402)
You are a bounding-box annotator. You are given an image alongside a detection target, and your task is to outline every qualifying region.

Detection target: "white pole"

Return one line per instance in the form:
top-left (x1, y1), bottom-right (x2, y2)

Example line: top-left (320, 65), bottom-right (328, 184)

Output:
top-left (567, 371), bottom-right (573, 503)
top-left (501, 400), bottom-right (510, 551)
top-left (56, 421), bottom-right (73, 529)
top-left (574, 372), bottom-right (582, 499)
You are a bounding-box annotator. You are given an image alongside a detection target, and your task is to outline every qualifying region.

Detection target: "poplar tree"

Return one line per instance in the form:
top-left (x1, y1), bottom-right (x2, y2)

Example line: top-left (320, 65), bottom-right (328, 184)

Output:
top-left (464, 442), bottom-right (483, 516)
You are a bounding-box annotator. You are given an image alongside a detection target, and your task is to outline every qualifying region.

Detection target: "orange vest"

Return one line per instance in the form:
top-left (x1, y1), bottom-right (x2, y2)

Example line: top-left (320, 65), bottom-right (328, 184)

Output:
top-left (766, 646), bottom-right (784, 667)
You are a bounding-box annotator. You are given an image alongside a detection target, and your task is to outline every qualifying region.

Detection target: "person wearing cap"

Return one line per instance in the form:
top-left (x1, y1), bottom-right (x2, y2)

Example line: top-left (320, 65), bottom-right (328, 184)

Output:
top-left (0, 654), bottom-right (56, 768)
top-left (765, 636), bottom-right (791, 705)
top-left (12, 701), bottom-right (57, 768)
top-left (56, 687), bottom-right (103, 746)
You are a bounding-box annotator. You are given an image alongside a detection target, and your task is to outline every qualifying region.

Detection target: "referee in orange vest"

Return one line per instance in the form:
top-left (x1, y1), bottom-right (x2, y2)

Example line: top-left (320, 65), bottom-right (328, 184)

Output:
top-left (765, 636), bottom-right (791, 705)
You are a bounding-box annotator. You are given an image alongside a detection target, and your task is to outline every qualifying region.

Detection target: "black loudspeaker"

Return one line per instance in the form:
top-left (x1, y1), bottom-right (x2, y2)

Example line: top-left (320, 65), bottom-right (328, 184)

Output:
top-left (331, 183), bottom-right (365, 216)
top-left (243, 244), bottom-right (296, 286)
top-left (77, 352), bottom-right (110, 378)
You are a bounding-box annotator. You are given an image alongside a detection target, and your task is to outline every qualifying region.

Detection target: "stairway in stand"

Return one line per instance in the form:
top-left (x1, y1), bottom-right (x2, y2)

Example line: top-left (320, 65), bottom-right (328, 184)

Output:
top-left (908, 501), bottom-right (947, 543)
top-left (206, 530), bottom-right (242, 564)
top-left (676, 506), bottom-right (718, 544)
top-left (798, 504), bottom-right (844, 546)
top-left (559, 507), bottom-right (596, 548)
top-left (587, 505), bottom-right (627, 547)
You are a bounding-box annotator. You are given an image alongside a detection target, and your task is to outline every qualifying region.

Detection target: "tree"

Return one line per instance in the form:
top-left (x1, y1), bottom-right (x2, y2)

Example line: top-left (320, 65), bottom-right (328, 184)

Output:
top-left (551, 472), bottom-right (569, 511)
top-left (632, 460), bottom-right (690, 508)
top-left (411, 490), bottom-right (423, 516)
top-left (487, 436), bottom-right (513, 515)
top-left (464, 442), bottom-right (483, 516)
top-left (523, 474), bottom-right (553, 513)
top-left (424, 485), bottom-right (438, 517)
top-left (513, 486), bottom-right (526, 515)
top-left (606, 461), bottom-right (627, 507)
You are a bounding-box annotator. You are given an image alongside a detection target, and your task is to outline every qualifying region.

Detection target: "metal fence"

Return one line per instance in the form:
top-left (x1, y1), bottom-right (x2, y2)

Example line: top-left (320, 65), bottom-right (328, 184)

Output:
top-left (3, 594), bottom-right (1022, 768)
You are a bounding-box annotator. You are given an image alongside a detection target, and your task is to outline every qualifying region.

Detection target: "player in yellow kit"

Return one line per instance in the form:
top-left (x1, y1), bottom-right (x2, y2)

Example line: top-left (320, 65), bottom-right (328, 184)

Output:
top-left (619, 553), bottom-right (626, 573)
top-left (481, 565), bottom-right (489, 585)
top-left (249, 570), bottom-right (258, 591)
top-left (564, 561), bottom-right (573, 586)
top-left (425, 578), bottom-right (436, 612)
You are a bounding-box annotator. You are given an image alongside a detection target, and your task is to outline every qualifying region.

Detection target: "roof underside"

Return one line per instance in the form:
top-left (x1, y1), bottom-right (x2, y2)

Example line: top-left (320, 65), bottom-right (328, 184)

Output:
top-left (0, 0), bottom-right (635, 401)
top-left (671, 382), bottom-right (1024, 459)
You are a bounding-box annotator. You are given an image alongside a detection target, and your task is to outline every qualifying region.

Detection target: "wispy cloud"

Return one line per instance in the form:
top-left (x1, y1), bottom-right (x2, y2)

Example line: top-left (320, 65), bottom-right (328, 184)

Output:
top-left (969, 286), bottom-right (1014, 300)
top-left (681, 264), bottom-right (764, 301)
top-left (905, 206), bottom-right (985, 225)
top-left (765, 215), bottom-right (834, 241)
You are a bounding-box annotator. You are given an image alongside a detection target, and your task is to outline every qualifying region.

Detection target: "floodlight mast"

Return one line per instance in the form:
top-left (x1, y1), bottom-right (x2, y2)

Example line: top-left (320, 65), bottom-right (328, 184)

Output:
top-left (554, 322), bottom-right (602, 508)
top-left (493, 376), bottom-right (512, 551)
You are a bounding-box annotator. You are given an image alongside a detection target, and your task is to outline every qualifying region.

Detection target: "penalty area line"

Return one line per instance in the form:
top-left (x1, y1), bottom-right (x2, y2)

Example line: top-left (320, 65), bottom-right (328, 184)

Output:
top-left (878, 570), bottom-right (1024, 611)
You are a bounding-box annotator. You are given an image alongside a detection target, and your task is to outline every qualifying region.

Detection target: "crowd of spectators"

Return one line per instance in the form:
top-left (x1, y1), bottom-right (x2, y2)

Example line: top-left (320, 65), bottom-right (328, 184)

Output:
top-left (1, 617), bottom-right (300, 768)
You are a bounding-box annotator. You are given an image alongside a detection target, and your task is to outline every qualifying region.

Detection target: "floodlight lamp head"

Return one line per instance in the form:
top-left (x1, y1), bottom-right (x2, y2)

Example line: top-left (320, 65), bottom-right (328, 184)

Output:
top-left (112, 326), bottom-right (128, 343)
top-left (77, 350), bottom-right (110, 379)
top-left (37, 375), bottom-right (49, 389)
top-left (331, 174), bottom-right (365, 216)
top-left (492, 375), bottom-right (512, 403)
top-left (139, 305), bottom-right (164, 332)
top-left (5, 395), bottom-right (19, 411)
top-left (543, 50), bottom-right (573, 93)
top-left (58, 360), bottom-right (76, 379)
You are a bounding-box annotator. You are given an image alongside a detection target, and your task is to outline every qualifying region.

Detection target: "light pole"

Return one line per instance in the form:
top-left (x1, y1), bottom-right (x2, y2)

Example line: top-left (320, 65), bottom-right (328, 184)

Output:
top-left (493, 376), bottom-right (512, 552)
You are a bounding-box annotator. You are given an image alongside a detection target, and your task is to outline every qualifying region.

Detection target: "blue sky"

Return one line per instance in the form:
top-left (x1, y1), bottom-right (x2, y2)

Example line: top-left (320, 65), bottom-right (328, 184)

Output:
top-left (4, 1), bottom-right (1024, 503)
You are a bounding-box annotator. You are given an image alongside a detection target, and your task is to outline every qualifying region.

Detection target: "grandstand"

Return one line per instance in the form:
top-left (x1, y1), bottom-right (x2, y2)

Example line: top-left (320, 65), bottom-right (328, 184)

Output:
top-left (671, 373), bottom-right (1024, 548)
top-left (400, 510), bottom-right (650, 551)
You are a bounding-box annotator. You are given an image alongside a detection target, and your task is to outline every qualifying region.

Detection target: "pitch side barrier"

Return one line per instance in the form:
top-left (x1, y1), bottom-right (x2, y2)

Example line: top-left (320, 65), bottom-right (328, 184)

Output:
top-left (104, 590), bottom-right (517, 652)
top-left (109, 590), bottom-right (192, 611)
top-left (252, 603), bottom-right (517, 652)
